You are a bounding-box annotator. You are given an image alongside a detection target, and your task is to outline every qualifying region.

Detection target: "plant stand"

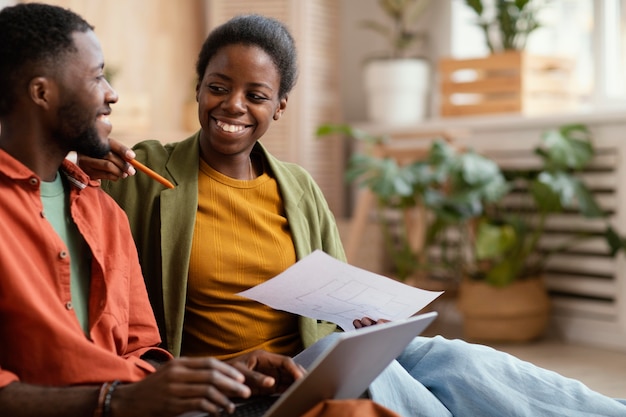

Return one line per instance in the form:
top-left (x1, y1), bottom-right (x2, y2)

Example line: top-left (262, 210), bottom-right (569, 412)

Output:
top-left (457, 277), bottom-right (550, 343)
top-left (438, 51), bottom-right (577, 117)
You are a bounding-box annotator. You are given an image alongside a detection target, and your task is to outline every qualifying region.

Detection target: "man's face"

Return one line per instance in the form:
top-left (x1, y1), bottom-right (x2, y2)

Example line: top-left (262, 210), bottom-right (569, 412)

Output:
top-left (52, 30), bottom-right (118, 158)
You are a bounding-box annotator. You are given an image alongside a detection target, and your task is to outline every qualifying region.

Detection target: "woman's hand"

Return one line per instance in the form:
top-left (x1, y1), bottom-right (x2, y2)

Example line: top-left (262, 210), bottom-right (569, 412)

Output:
top-left (77, 138), bottom-right (136, 181)
top-left (113, 356), bottom-right (251, 417)
top-left (353, 317), bottom-right (390, 329)
top-left (226, 350), bottom-right (306, 396)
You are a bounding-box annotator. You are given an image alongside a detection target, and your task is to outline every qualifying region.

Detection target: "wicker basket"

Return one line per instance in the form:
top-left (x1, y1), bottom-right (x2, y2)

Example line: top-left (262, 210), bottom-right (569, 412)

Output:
top-left (457, 277), bottom-right (551, 342)
top-left (439, 51), bottom-right (577, 117)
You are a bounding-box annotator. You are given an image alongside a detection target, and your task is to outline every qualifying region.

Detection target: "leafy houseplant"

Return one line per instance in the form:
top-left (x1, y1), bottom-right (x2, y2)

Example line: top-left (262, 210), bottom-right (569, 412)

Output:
top-left (318, 123), bottom-right (626, 283)
top-left (319, 122), bottom-right (626, 342)
top-left (466, 124), bottom-right (626, 287)
top-left (360, 0), bottom-right (433, 124)
top-left (456, 123), bottom-right (626, 341)
top-left (464, 0), bottom-right (544, 53)
top-left (316, 123), bottom-right (509, 282)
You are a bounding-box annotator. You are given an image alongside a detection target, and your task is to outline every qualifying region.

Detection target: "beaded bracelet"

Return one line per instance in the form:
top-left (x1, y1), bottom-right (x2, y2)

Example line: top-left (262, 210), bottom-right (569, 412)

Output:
top-left (102, 380), bottom-right (121, 417)
top-left (93, 382), bottom-right (111, 417)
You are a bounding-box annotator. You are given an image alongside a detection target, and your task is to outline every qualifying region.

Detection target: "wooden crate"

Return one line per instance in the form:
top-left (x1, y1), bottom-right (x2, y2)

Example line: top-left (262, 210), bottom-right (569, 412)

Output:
top-left (439, 51), bottom-right (577, 117)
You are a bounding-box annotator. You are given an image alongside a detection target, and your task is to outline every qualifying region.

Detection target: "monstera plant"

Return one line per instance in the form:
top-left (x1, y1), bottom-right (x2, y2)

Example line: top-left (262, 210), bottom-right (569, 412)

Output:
top-left (316, 123), bottom-right (508, 282)
top-left (319, 122), bottom-right (626, 342)
top-left (457, 124), bottom-right (626, 342)
top-left (466, 124), bottom-right (625, 287)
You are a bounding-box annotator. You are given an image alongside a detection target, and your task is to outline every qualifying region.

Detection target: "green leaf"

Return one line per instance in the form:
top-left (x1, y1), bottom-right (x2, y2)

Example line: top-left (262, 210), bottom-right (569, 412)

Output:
top-left (485, 259), bottom-right (518, 287)
top-left (464, 0), bottom-right (484, 15)
top-left (379, 0), bottom-right (404, 20)
top-left (537, 172), bottom-right (577, 207)
top-left (540, 125), bottom-right (593, 170)
top-left (428, 139), bottom-right (456, 165)
top-left (530, 178), bottom-right (562, 212)
top-left (475, 219), bottom-right (518, 260)
top-left (605, 226), bottom-right (626, 257)
top-left (406, 0), bottom-right (431, 25)
top-left (573, 181), bottom-right (604, 218)
top-left (536, 172), bottom-right (604, 217)
top-left (316, 123), bottom-right (387, 145)
top-left (480, 174), bottom-right (510, 203)
top-left (460, 151), bottom-right (501, 185)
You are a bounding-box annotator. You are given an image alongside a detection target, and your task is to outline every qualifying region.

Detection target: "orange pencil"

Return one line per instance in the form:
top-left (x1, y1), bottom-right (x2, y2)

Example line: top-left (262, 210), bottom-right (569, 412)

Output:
top-left (128, 159), bottom-right (175, 189)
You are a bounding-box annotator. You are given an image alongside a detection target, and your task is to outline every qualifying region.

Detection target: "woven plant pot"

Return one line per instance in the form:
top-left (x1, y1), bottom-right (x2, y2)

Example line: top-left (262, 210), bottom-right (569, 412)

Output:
top-left (457, 277), bottom-right (550, 343)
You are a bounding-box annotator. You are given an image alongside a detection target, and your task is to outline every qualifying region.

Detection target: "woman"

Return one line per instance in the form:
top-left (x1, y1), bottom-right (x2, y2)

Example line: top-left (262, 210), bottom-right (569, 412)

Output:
top-left (93, 14), bottom-right (342, 361)
top-left (82, 14), bottom-right (626, 417)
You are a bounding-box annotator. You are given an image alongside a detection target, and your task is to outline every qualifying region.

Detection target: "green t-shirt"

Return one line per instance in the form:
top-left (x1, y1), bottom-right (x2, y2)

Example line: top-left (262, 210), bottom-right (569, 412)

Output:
top-left (40, 173), bottom-right (92, 336)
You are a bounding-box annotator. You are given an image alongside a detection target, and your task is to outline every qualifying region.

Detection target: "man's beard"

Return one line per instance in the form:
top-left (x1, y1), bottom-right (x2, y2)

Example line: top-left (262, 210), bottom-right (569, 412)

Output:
top-left (55, 100), bottom-right (111, 158)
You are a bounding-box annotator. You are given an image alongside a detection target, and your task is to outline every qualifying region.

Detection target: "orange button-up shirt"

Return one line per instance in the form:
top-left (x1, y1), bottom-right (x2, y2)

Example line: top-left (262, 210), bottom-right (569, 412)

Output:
top-left (0, 149), bottom-right (172, 387)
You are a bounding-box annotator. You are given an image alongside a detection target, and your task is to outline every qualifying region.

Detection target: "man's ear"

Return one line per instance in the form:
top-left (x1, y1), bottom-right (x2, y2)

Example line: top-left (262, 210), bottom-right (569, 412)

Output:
top-left (28, 77), bottom-right (55, 110)
top-left (274, 95), bottom-right (288, 120)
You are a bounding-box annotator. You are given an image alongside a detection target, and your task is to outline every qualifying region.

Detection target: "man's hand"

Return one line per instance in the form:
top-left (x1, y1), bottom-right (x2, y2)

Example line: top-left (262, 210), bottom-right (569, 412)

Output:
top-left (77, 137), bottom-right (136, 181)
top-left (226, 350), bottom-right (306, 396)
top-left (353, 317), bottom-right (390, 329)
top-left (113, 356), bottom-right (251, 417)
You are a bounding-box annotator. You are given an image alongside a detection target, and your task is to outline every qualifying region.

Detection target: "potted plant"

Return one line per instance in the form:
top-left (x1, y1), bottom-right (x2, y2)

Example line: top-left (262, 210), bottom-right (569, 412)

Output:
top-left (360, 0), bottom-right (432, 125)
top-left (439, 0), bottom-right (576, 117)
top-left (319, 122), bottom-right (626, 342)
top-left (316, 123), bottom-right (509, 283)
top-left (458, 124), bottom-right (626, 341)
top-left (463, 0), bottom-right (543, 53)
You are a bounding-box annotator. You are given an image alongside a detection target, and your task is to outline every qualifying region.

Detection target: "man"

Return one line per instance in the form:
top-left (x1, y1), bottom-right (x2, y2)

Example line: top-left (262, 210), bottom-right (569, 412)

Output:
top-left (0, 4), bottom-right (305, 417)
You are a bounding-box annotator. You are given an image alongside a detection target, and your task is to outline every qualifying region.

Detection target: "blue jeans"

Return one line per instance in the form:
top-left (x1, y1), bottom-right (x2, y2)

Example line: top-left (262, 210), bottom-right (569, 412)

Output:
top-left (367, 336), bottom-right (626, 416)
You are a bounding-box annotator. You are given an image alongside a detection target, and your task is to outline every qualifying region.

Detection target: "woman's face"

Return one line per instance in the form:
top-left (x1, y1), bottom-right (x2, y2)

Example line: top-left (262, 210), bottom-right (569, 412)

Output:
top-left (196, 43), bottom-right (287, 158)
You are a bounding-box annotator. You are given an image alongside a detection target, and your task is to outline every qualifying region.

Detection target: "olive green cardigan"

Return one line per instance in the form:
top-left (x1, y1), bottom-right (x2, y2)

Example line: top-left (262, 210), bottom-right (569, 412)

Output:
top-left (103, 133), bottom-right (344, 357)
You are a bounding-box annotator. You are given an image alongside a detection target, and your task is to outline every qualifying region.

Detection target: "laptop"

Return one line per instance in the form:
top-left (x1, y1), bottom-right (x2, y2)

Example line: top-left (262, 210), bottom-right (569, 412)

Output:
top-left (178, 311), bottom-right (437, 417)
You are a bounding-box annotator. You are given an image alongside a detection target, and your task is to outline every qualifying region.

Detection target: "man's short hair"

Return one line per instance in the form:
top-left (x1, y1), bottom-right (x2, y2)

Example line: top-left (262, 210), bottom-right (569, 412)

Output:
top-left (0, 3), bottom-right (94, 116)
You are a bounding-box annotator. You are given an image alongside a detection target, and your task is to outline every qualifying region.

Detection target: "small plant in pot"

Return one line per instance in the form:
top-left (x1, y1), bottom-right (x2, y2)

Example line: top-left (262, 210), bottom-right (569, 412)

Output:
top-left (438, 1), bottom-right (562, 118)
top-left (360, 0), bottom-right (433, 124)
top-left (463, 0), bottom-right (544, 53)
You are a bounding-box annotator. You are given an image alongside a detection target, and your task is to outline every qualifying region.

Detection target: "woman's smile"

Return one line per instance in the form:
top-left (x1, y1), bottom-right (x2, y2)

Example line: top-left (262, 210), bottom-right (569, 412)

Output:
top-left (215, 119), bottom-right (248, 133)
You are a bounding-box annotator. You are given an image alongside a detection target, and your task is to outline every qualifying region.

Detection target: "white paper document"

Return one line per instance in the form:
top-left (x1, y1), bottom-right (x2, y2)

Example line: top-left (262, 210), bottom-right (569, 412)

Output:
top-left (238, 250), bottom-right (443, 331)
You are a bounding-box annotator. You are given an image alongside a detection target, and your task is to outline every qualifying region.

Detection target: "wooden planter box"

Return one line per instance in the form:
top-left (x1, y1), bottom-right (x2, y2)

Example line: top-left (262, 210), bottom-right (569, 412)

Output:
top-left (439, 51), bottom-right (577, 117)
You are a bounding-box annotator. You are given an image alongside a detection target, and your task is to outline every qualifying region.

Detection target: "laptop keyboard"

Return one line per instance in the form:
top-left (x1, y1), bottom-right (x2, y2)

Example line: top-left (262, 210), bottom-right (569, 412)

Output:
top-left (221, 396), bottom-right (279, 417)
